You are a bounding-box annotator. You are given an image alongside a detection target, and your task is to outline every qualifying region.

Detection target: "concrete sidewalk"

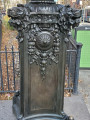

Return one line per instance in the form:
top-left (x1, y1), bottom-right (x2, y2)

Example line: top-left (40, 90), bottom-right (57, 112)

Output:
top-left (79, 70), bottom-right (90, 114)
top-left (64, 94), bottom-right (90, 120)
top-left (0, 94), bottom-right (90, 120)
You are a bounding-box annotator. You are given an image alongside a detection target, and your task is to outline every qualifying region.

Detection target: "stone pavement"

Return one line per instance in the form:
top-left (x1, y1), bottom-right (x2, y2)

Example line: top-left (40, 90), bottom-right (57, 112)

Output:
top-left (79, 70), bottom-right (90, 114)
top-left (64, 94), bottom-right (90, 120)
top-left (0, 94), bottom-right (90, 120)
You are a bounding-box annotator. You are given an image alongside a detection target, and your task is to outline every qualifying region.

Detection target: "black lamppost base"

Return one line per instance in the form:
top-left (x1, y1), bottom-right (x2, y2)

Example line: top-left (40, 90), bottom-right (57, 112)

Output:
top-left (19, 114), bottom-right (69, 120)
top-left (12, 94), bottom-right (74, 120)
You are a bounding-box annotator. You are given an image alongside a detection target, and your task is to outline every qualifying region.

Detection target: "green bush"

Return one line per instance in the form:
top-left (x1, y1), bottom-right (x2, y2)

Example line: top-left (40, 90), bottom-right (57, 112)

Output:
top-left (2, 15), bottom-right (14, 30)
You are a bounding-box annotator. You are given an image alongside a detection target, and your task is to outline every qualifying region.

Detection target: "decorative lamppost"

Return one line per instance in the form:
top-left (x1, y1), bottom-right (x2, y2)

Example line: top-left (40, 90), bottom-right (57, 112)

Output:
top-left (8, 0), bottom-right (81, 120)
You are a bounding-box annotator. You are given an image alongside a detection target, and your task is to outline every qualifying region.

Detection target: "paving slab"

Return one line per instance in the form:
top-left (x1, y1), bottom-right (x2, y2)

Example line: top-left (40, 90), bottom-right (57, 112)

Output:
top-left (0, 100), bottom-right (16, 120)
top-left (79, 70), bottom-right (90, 113)
top-left (64, 94), bottom-right (90, 120)
top-left (0, 94), bottom-right (90, 120)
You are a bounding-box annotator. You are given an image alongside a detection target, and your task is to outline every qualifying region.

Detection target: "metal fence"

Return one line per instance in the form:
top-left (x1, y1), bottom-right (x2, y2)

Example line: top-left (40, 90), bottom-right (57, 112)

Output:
top-left (65, 35), bottom-right (82, 94)
top-left (65, 50), bottom-right (77, 90)
top-left (0, 43), bottom-right (82, 94)
top-left (0, 46), bottom-right (20, 93)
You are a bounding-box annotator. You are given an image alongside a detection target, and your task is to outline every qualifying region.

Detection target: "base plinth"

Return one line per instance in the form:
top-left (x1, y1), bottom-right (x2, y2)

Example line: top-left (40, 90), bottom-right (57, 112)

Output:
top-left (12, 94), bottom-right (73, 120)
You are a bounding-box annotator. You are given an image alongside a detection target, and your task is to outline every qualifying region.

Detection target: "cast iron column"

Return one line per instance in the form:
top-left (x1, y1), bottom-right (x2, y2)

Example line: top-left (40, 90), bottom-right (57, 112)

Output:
top-left (8, 0), bottom-right (81, 120)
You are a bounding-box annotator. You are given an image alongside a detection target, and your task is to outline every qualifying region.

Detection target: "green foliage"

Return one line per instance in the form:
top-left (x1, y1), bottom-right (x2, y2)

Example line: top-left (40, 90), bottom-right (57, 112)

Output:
top-left (2, 15), bottom-right (14, 30)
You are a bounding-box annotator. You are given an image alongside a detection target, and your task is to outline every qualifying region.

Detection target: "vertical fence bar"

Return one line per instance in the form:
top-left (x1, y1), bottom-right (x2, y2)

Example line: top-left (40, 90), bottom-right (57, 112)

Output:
top-left (5, 46), bottom-right (9, 91)
top-left (68, 51), bottom-right (72, 88)
top-left (12, 46), bottom-right (16, 91)
top-left (0, 53), bottom-right (4, 91)
top-left (18, 47), bottom-right (20, 64)
top-left (73, 43), bottom-right (83, 94)
top-left (0, 19), bottom-right (2, 50)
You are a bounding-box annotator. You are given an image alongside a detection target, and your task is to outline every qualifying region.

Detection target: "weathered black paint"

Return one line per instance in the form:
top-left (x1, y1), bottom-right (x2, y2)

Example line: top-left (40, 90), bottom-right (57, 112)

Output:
top-left (8, 0), bottom-right (81, 120)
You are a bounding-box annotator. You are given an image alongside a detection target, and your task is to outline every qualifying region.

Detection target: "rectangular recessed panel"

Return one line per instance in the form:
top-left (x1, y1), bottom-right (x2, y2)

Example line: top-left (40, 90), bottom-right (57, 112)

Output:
top-left (77, 31), bottom-right (90, 68)
top-left (30, 63), bottom-right (58, 113)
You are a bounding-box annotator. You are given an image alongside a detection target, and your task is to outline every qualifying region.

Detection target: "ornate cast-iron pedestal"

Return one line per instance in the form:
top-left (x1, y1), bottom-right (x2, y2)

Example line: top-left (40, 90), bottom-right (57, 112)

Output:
top-left (8, 0), bottom-right (81, 120)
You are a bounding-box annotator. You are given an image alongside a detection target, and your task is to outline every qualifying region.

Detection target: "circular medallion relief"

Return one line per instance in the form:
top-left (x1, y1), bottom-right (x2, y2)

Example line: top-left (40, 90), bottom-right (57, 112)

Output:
top-left (36, 32), bottom-right (53, 51)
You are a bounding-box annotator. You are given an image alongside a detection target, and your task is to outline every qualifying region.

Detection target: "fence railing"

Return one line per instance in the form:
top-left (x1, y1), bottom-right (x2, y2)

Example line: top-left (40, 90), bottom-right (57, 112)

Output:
top-left (0, 46), bottom-right (20, 93)
top-left (0, 44), bottom-right (82, 94)
top-left (65, 49), bottom-right (77, 91)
